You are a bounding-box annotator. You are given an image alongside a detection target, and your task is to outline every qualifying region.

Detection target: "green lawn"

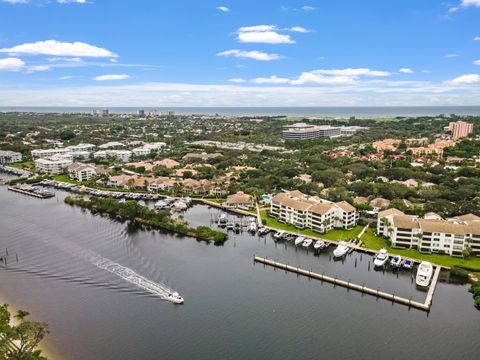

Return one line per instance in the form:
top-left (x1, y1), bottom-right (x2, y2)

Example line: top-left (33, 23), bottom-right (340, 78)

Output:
top-left (9, 161), bottom-right (35, 171)
top-left (52, 175), bottom-right (81, 184)
top-left (360, 227), bottom-right (480, 270)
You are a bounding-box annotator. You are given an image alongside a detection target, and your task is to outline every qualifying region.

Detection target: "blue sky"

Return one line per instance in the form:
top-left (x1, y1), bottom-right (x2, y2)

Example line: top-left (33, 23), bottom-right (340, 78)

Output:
top-left (0, 0), bottom-right (480, 106)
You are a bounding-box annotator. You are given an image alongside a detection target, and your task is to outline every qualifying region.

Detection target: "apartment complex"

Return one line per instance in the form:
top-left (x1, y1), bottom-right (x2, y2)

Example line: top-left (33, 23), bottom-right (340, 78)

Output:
top-left (377, 209), bottom-right (480, 256)
top-left (35, 158), bottom-right (72, 175)
top-left (270, 190), bottom-right (358, 233)
top-left (94, 150), bottom-right (132, 162)
top-left (448, 121), bottom-right (473, 140)
top-left (67, 163), bottom-right (98, 181)
top-left (0, 150), bottom-right (22, 164)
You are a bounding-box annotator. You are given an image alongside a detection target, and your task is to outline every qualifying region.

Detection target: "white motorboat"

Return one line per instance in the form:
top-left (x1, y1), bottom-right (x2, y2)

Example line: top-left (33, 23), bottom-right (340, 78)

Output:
top-left (402, 258), bottom-right (414, 270)
top-left (218, 213), bottom-right (228, 224)
top-left (273, 230), bottom-right (285, 239)
top-left (302, 238), bottom-right (313, 248)
top-left (333, 241), bottom-right (349, 258)
top-left (295, 236), bottom-right (306, 246)
top-left (390, 255), bottom-right (402, 268)
top-left (226, 222), bottom-right (234, 230)
top-left (374, 248), bottom-right (389, 267)
top-left (416, 261), bottom-right (433, 287)
top-left (167, 292), bottom-right (184, 304)
top-left (314, 240), bottom-right (327, 250)
top-left (249, 221), bottom-right (257, 233)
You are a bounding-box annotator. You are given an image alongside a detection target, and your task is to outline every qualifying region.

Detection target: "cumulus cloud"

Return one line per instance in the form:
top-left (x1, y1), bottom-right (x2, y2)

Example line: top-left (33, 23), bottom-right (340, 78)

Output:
top-left (475, 36), bottom-right (480, 41)
top-left (237, 25), bottom-right (295, 44)
top-left (1, 0), bottom-right (28, 3)
top-left (290, 72), bottom-right (356, 85)
top-left (474, 59), bottom-right (480, 65)
top-left (399, 68), bottom-right (414, 74)
top-left (217, 49), bottom-right (282, 61)
top-left (449, 74), bottom-right (480, 84)
top-left (59, 75), bottom-right (73, 80)
top-left (446, 54), bottom-right (459, 58)
top-left (0, 57), bottom-right (25, 71)
top-left (450, 0), bottom-right (480, 12)
top-left (217, 6), bottom-right (229, 12)
top-left (93, 74), bottom-right (130, 81)
top-left (302, 5), bottom-right (315, 11)
top-left (251, 76), bottom-right (291, 84)
top-left (0, 40), bottom-right (117, 58)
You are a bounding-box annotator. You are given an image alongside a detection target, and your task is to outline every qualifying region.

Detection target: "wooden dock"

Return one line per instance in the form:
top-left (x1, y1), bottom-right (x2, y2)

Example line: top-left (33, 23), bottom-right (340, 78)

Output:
top-left (254, 256), bottom-right (441, 312)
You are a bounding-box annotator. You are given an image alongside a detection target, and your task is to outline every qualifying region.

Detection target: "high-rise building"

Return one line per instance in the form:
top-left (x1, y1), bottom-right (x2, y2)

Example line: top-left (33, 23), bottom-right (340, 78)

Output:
top-left (137, 109), bottom-right (145, 116)
top-left (448, 121), bottom-right (473, 140)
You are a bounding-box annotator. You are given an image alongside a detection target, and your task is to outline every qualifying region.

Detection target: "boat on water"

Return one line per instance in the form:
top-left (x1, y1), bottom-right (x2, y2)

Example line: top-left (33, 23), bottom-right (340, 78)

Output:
top-left (226, 222), bottom-right (235, 230)
top-left (302, 238), bottom-right (313, 248)
top-left (234, 223), bottom-right (241, 233)
top-left (249, 221), bottom-right (257, 233)
top-left (416, 261), bottom-right (433, 287)
top-left (273, 230), bottom-right (285, 240)
top-left (314, 240), bottom-right (327, 250)
top-left (258, 227), bottom-right (269, 235)
top-left (218, 213), bottom-right (228, 225)
top-left (154, 200), bottom-right (169, 209)
top-left (402, 258), bottom-right (414, 270)
top-left (333, 241), bottom-right (349, 259)
top-left (167, 292), bottom-right (184, 304)
top-left (390, 255), bottom-right (402, 268)
top-left (294, 236), bottom-right (305, 246)
top-left (374, 248), bottom-right (389, 267)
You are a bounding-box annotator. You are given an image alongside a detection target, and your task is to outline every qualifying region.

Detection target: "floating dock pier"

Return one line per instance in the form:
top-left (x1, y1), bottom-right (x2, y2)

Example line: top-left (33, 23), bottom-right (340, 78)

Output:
top-left (254, 256), bottom-right (441, 312)
top-left (7, 186), bottom-right (54, 199)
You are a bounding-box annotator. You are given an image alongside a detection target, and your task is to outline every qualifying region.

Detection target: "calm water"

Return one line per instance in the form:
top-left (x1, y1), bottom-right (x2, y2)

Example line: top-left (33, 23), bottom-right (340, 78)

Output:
top-left (0, 185), bottom-right (479, 360)
top-left (1, 106), bottom-right (480, 117)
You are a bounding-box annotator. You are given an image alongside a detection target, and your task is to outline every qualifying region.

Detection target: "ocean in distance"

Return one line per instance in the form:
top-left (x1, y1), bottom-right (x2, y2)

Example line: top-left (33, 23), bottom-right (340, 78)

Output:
top-left (1, 106), bottom-right (480, 117)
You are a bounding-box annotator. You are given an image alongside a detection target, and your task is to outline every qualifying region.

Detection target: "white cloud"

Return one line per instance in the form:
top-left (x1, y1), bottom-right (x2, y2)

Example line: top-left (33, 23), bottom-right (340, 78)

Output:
top-left (286, 26), bottom-right (311, 33)
top-left (474, 59), bottom-right (480, 65)
top-left (228, 78), bottom-right (246, 83)
top-left (0, 57), bottom-right (25, 71)
top-left (475, 36), bottom-right (480, 41)
top-left (93, 74), bottom-right (130, 81)
top-left (251, 76), bottom-right (291, 84)
top-left (399, 68), bottom-right (414, 74)
top-left (450, 0), bottom-right (480, 12)
top-left (217, 49), bottom-right (282, 61)
top-left (236, 25), bottom-right (295, 44)
top-left (290, 72), bottom-right (356, 85)
top-left (302, 5), bottom-right (315, 11)
top-left (449, 74), bottom-right (480, 84)
top-left (217, 6), bottom-right (229, 12)
top-left (0, 40), bottom-right (117, 58)
top-left (237, 31), bottom-right (294, 44)
top-left (48, 57), bottom-right (82, 62)
top-left (59, 75), bottom-right (73, 80)
top-left (446, 54), bottom-right (459, 58)
top-left (28, 65), bottom-right (52, 72)
top-left (1, 0), bottom-right (28, 3)
top-left (313, 68), bottom-right (391, 77)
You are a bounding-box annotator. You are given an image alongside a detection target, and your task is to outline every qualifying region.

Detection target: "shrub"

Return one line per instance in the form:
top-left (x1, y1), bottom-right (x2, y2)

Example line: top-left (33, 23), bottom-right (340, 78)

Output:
top-left (450, 266), bottom-right (470, 281)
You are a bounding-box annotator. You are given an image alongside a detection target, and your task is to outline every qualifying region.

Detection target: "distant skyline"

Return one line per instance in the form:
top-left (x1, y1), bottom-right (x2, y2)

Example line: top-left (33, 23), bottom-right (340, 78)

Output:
top-left (0, 0), bottom-right (480, 106)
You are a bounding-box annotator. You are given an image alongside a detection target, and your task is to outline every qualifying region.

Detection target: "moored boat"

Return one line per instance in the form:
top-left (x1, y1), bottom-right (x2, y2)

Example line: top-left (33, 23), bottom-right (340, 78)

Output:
top-left (314, 240), bottom-right (327, 250)
top-left (416, 261), bottom-right (433, 287)
top-left (374, 248), bottom-right (389, 268)
top-left (294, 236), bottom-right (305, 246)
top-left (302, 238), bottom-right (313, 248)
top-left (333, 241), bottom-right (349, 259)
top-left (390, 255), bottom-right (402, 268)
top-left (402, 258), bottom-right (414, 270)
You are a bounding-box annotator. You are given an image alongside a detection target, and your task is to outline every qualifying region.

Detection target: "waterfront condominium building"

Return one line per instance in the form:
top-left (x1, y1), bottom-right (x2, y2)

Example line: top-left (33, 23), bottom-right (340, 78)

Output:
top-left (377, 209), bottom-right (480, 256)
top-left (0, 150), bottom-right (22, 164)
top-left (282, 123), bottom-right (342, 140)
top-left (34, 158), bottom-right (72, 175)
top-left (67, 163), bottom-right (98, 181)
top-left (270, 190), bottom-right (358, 233)
top-left (448, 121), bottom-right (474, 140)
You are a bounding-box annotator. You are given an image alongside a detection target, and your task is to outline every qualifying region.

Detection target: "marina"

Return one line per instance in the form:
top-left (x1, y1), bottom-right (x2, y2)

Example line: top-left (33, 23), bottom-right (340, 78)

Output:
top-left (7, 184), bottom-right (55, 199)
top-left (0, 186), bottom-right (479, 360)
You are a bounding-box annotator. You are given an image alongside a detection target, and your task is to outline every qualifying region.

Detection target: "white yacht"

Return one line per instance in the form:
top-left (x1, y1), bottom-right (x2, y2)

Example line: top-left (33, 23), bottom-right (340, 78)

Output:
top-left (416, 261), bottom-right (434, 287)
top-left (218, 213), bottom-right (228, 224)
top-left (295, 236), bottom-right (306, 246)
top-left (374, 248), bottom-right (389, 267)
top-left (249, 221), bottom-right (257, 233)
top-left (167, 292), bottom-right (184, 304)
top-left (314, 240), bottom-right (327, 250)
top-left (302, 238), bottom-right (313, 248)
top-left (333, 241), bottom-right (349, 259)
top-left (273, 230), bottom-right (285, 239)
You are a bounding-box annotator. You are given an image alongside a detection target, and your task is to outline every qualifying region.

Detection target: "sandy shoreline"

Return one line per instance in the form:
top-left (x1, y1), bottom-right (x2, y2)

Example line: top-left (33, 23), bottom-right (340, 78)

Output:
top-left (0, 295), bottom-right (59, 360)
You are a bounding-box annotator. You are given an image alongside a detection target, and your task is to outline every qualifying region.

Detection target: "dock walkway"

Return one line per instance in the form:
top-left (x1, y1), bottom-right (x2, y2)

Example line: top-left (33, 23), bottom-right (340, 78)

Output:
top-left (254, 256), bottom-right (441, 312)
